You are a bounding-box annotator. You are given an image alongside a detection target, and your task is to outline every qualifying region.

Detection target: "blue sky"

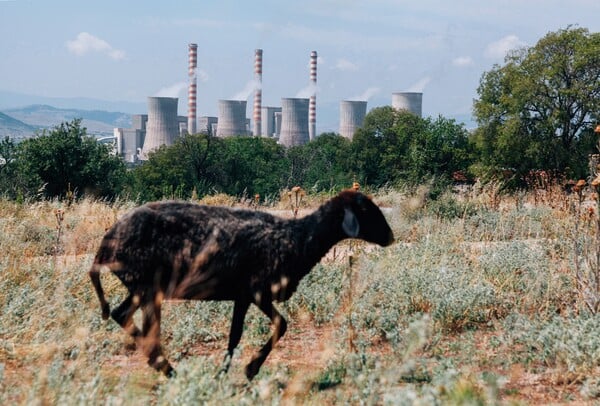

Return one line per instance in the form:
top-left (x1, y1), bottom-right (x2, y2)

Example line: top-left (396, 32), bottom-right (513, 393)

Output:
top-left (1, 0), bottom-right (599, 131)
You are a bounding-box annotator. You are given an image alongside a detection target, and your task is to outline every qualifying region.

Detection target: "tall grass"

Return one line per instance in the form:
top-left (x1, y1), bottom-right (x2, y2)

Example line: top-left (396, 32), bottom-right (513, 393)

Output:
top-left (1, 187), bottom-right (599, 403)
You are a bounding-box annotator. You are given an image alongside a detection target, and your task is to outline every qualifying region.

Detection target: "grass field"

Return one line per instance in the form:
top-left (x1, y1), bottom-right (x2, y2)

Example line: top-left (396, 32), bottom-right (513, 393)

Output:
top-left (1, 185), bottom-right (600, 405)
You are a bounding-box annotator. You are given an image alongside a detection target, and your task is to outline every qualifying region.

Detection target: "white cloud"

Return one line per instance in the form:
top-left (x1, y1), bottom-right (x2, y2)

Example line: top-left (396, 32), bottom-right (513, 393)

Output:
top-left (485, 35), bottom-right (526, 59)
top-left (334, 58), bottom-right (359, 72)
top-left (452, 56), bottom-right (473, 67)
top-left (66, 32), bottom-right (125, 60)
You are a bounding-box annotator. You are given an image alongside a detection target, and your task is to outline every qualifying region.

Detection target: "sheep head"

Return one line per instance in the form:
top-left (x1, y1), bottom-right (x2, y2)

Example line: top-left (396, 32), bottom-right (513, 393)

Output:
top-left (338, 190), bottom-right (395, 246)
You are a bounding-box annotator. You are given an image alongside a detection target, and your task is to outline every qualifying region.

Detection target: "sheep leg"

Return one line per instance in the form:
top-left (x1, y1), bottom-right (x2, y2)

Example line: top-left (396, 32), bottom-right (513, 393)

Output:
top-left (141, 296), bottom-right (174, 377)
top-left (245, 301), bottom-right (288, 380)
top-left (111, 293), bottom-right (142, 338)
top-left (219, 299), bottom-right (250, 375)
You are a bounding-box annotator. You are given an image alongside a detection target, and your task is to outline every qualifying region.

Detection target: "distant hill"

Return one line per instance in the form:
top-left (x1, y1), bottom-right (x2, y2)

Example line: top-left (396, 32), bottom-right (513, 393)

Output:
top-left (0, 111), bottom-right (37, 139)
top-left (3, 105), bottom-right (132, 137)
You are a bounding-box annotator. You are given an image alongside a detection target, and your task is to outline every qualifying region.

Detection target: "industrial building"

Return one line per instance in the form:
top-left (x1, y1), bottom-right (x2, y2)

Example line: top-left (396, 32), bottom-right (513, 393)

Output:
top-left (113, 97), bottom-right (187, 162)
top-left (111, 44), bottom-right (427, 163)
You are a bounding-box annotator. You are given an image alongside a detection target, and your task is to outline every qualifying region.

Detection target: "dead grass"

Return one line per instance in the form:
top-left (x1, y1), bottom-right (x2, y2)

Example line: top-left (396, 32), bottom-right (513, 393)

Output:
top-left (1, 187), bottom-right (600, 404)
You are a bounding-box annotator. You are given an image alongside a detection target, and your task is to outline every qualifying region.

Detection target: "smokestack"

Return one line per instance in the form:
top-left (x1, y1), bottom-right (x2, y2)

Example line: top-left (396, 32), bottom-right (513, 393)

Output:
top-left (392, 92), bottom-right (423, 117)
top-left (309, 50), bottom-right (317, 140)
top-left (339, 100), bottom-right (367, 140)
top-left (142, 97), bottom-right (179, 157)
top-left (188, 43), bottom-right (198, 134)
top-left (253, 49), bottom-right (263, 136)
top-left (216, 100), bottom-right (247, 137)
top-left (279, 97), bottom-right (309, 147)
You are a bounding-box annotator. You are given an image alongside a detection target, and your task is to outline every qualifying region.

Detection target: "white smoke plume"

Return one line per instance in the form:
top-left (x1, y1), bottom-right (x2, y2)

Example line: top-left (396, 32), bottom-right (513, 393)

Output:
top-left (154, 82), bottom-right (187, 97)
top-left (406, 77), bottom-right (431, 92)
top-left (295, 82), bottom-right (319, 98)
top-left (349, 87), bottom-right (380, 101)
top-left (231, 79), bottom-right (261, 101)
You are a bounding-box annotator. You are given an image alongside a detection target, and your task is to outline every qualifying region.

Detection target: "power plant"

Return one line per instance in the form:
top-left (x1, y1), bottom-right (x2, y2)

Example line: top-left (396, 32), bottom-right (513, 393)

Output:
top-left (111, 44), bottom-right (427, 162)
top-left (339, 100), bottom-right (367, 140)
top-left (279, 98), bottom-right (309, 147)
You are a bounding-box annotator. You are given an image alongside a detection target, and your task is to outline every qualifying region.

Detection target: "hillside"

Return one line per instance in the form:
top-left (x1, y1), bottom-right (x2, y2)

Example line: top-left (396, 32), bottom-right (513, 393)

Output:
top-left (2, 104), bottom-right (132, 137)
top-left (0, 105), bottom-right (131, 138)
top-left (0, 111), bottom-right (37, 139)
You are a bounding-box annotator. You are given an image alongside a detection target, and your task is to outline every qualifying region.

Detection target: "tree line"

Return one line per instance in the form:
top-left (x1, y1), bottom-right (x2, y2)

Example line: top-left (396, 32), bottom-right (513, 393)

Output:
top-left (0, 27), bottom-right (598, 202)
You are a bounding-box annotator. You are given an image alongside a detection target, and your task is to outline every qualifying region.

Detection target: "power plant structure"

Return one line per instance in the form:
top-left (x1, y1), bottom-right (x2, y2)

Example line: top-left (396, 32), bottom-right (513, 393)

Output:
top-left (309, 51), bottom-right (317, 141)
top-left (188, 43), bottom-right (198, 134)
top-left (279, 97), bottom-right (309, 147)
top-left (261, 106), bottom-right (282, 137)
top-left (339, 100), bottom-right (367, 140)
top-left (216, 100), bottom-right (248, 137)
top-left (253, 49), bottom-right (263, 136)
top-left (114, 97), bottom-right (186, 162)
top-left (392, 92), bottom-right (423, 117)
top-left (142, 97), bottom-right (181, 157)
top-left (111, 44), bottom-right (431, 163)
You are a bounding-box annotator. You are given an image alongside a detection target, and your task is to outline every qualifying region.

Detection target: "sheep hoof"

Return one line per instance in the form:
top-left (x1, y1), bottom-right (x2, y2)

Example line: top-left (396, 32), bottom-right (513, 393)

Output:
top-left (245, 361), bottom-right (260, 381)
top-left (166, 367), bottom-right (177, 378)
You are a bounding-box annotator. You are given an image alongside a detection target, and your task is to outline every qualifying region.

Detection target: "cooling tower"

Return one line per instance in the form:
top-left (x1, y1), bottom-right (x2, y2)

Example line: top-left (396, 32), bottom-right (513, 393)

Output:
top-left (392, 92), bottom-right (423, 117)
top-left (253, 49), bottom-right (263, 136)
top-left (309, 50), bottom-right (317, 140)
top-left (188, 43), bottom-right (198, 134)
top-left (279, 98), bottom-right (309, 147)
top-left (339, 100), bottom-right (367, 140)
top-left (216, 100), bottom-right (248, 137)
top-left (142, 97), bottom-right (179, 156)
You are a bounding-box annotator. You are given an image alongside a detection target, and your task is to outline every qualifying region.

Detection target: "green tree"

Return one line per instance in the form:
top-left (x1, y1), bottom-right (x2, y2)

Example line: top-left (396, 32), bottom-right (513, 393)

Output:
top-left (0, 136), bottom-right (26, 199)
top-left (286, 132), bottom-right (353, 191)
top-left (130, 133), bottom-right (227, 201)
top-left (16, 120), bottom-right (126, 199)
top-left (473, 26), bottom-right (600, 180)
top-left (220, 136), bottom-right (288, 197)
top-left (407, 116), bottom-right (472, 181)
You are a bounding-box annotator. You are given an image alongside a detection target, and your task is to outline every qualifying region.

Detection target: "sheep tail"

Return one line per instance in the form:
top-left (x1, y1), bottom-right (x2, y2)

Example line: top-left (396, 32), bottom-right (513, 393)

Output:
top-left (89, 264), bottom-right (110, 320)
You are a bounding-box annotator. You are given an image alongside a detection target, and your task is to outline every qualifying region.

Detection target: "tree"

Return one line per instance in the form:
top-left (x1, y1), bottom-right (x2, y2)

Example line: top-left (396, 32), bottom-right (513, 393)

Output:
top-left (130, 133), bottom-right (227, 201)
top-left (286, 133), bottom-right (353, 191)
top-left (220, 136), bottom-right (288, 197)
top-left (0, 136), bottom-right (27, 199)
top-left (473, 26), bottom-right (600, 179)
top-left (16, 120), bottom-right (126, 199)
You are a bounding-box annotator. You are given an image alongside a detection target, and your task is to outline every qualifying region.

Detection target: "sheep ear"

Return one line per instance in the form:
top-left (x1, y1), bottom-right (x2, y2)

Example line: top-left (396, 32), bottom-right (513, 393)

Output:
top-left (342, 208), bottom-right (360, 237)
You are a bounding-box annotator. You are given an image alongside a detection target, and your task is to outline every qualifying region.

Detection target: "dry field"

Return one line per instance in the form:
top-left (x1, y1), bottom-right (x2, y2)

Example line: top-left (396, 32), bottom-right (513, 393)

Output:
top-left (1, 186), bottom-right (600, 405)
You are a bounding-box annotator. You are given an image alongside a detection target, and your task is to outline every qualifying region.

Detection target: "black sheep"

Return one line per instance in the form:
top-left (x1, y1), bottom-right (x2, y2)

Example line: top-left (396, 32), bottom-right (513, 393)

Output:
top-left (89, 190), bottom-right (394, 379)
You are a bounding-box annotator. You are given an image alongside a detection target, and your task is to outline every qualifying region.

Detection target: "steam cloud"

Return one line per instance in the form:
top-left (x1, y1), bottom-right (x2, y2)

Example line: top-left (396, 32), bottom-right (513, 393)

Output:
top-left (349, 87), bottom-right (380, 101)
top-left (155, 82), bottom-right (187, 97)
top-left (295, 83), bottom-right (319, 98)
top-left (406, 77), bottom-right (431, 92)
top-left (231, 79), bottom-right (261, 101)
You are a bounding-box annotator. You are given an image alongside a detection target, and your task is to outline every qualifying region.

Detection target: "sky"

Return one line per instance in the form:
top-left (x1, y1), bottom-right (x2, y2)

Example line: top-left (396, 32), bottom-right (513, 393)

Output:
top-left (1, 0), bottom-right (599, 132)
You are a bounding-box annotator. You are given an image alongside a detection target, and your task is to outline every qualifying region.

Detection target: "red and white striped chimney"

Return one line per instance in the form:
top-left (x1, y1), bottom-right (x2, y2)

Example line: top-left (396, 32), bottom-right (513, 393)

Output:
top-left (253, 49), bottom-right (263, 136)
top-left (309, 50), bottom-right (317, 140)
top-left (188, 43), bottom-right (198, 134)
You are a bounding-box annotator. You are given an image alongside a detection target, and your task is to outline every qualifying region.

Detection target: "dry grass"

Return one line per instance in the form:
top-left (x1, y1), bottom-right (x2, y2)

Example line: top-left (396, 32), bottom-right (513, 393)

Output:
top-left (1, 186), bottom-right (600, 404)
